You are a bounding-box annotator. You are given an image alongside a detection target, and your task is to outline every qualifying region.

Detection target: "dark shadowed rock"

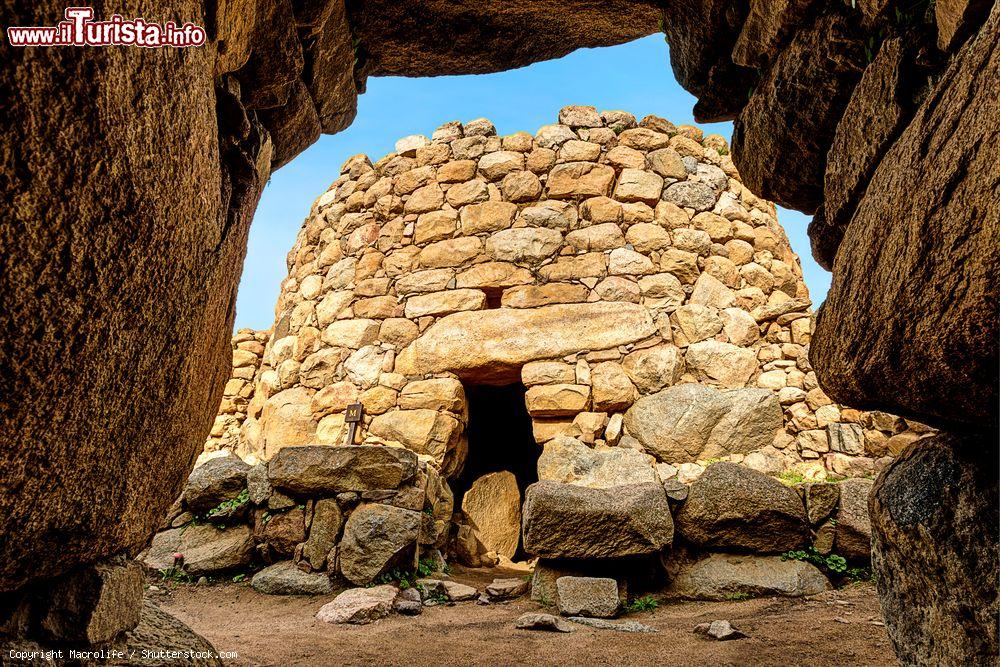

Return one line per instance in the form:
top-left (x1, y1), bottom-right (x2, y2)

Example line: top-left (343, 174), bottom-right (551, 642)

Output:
top-left (268, 445), bottom-right (418, 495)
top-left (338, 503), bottom-right (421, 585)
top-left (669, 553), bottom-right (830, 600)
top-left (803, 483), bottom-right (840, 525)
top-left (183, 455), bottom-right (250, 513)
top-left (555, 576), bottom-right (620, 618)
top-left (812, 7), bottom-right (999, 432)
top-left (515, 612), bottom-right (576, 632)
top-left (835, 478), bottom-right (874, 559)
top-left (624, 385), bottom-right (782, 463)
top-left (733, 12), bottom-right (866, 212)
top-left (120, 598), bottom-right (223, 666)
top-left (522, 482), bottom-right (673, 559)
top-left (870, 433), bottom-right (998, 665)
top-left (254, 507), bottom-right (306, 557)
top-left (675, 463), bottom-right (809, 553)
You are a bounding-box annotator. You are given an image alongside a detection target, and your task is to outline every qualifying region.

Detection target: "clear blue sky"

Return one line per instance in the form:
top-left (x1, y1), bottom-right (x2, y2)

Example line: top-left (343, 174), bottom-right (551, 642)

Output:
top-left (236, 34), bottom-right (827, 331)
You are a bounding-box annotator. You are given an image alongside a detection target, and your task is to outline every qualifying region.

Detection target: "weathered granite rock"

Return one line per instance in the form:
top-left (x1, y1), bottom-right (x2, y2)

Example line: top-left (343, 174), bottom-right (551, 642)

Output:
top-left (835, 478), bottom-right (873, 560)
top-left (515, 612), bottom-right (576, 632)
top-left (537, 437), bottom-right (657, 489)
top-left (555, 576), bottom-right (620, 618)
top-left (669, 553), bottom-right (830, 600)
top-left (143, 524), bottom-right (254, 576)
top-left (675, 463), bottom-right (809, 553)
top-left (522, 481), bottom-right (673, 559)
top-left (624, 385), bottom-right (782, 463)
top-left (121, 598), bottom-right (223, 666)
top-left (461, 471), bottom-right (521, 559)
top-left (251, 560), bottom-right (333, 595)
top-left (183, 455), bottom-right (250, 513)
top-left (316, 585), bottom-right (399, 624)
top-left (870, 433), bottom-right (998, 665)
top-left (396, 303), bottom-right (657, 383)
top-left (812, 8), bottom-right (999, 432)
top-left (693, 619), bottom-right (748, 640)
top-left (733, 12), bottom-right (866, 212)
top-left (299, 498), bottom-right (343, 571)
top-left (338, 503), bottom-right (421, 585)
top-left (268, 445), bottom-right (418, 495)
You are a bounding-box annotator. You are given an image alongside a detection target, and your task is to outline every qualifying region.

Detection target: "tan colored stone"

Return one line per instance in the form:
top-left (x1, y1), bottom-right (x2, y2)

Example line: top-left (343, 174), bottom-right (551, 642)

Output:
top-left (547, 162), bottom-right (615, 199)
top-left (418, 237), bottom-right (483, 268)
top-left (594, 276), bottom-right (641, 302)
top-left (613, 168), bottom-right (663, 204)
top-left (625, 223), bottom-right (672, 253)
top-left (608, 247), bottom-right (655, 275)
top-left (446, 179), bottom-right (490, 207)
top-left (486, 227), bottom-right (563, 264)
top-left (581, 196), bottom-right (623, 224)
top-left (413, 210), bottom-right (457, 244)
top-left (501, 170), bottom-right (543, 202)
top-left (368, 409), bottom-right (464, 473)
top-left (622, 345), bottom-right (684, 394)
top-left (590, 362), bottom-right (637, 411)
top-left (395, 268), bottom-right (454, 295)
top-left (398, 378), bottom-right (466, 412)
top-left (685, 341), bottom-right (757, 389)
top-left (478, 151), bottom-right (525, 180)
top-left (403, 183), bottom-right (445, 214)
top-left (618, 128), bottom-right (671, 151)
top-left (404, 288), bottom-right (486, 318)
top-left (437, 159), bottom-right (477, 183)
top-left (525, 384), bottom-right (591, 417)
top-left (647, 148), bottom-right (687, 179)
top-left (395, 303), bottom-right (656, 384)
top-left (522, 361), bottom-right (576, 386)
top-left (502, 283), bottom-right (589, 308)
top-left (566, 223), bottom-right (625, 252)
top-left (460, 200), bottom-right (518, 235)
top-left (539, 253), bottom-right (607, 281)
top-left (659, 248), bottom-right (700, 284)
top-left (456, 262), bottom-right (534, 289)
top-left (462, 471), bottom-right (521, 559)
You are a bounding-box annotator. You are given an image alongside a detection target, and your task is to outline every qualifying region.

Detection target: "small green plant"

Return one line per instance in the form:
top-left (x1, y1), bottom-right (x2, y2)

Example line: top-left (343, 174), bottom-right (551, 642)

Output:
top-left (159, 567), bottom-right (194, 584)
top-left (724, 592), bottom-right (750, 601)
top-left (782, 547), bottom-right (848, 574)
top-left (846, 567), bottom-right (873, 583)
top-left (371, 567), bottom-right (415, 589)
top-left (205, 489), bottom-right (249, 519)
top-left (231, 573), bottom-right (247, 583)
top-left (416, 557), bottom-right (437, 578)
top-left (717, 147), bottom-right (729, 156)
top-left (427, 590), bottom-right (450, 604)
top-left (776, 470), bottom-right (806, 486)
top-left (626, 595), bottom-right (659, 613)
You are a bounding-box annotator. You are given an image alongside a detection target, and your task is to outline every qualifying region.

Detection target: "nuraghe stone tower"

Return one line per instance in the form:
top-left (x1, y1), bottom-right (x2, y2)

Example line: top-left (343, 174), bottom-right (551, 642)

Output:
top-left (206, 108), bottom-right (928, 521)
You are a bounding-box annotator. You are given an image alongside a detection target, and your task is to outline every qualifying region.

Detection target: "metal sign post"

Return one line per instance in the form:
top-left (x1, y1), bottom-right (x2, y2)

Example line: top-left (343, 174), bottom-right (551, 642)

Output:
top-left (344, 402), bottom-right (363, 445)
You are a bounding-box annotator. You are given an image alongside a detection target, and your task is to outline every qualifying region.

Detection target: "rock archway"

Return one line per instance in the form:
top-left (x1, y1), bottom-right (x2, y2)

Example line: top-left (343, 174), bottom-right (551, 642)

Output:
top-left (0, 1), bottom-right (996, 663)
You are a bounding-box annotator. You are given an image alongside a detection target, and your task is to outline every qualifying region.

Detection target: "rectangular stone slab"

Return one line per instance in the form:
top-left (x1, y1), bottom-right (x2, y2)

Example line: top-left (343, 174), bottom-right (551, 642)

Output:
top-left (394, 302), bottom-right (657, 384)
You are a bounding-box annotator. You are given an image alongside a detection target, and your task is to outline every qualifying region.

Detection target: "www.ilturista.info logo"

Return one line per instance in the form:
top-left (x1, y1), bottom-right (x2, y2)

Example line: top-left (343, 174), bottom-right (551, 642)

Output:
top-left (7, 7), bottom-right (206, 47)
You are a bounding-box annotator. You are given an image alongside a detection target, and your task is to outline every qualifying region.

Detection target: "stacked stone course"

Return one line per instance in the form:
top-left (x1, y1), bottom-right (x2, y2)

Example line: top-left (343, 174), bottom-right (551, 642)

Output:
top-left (203, 328), bottom-right (270, 454)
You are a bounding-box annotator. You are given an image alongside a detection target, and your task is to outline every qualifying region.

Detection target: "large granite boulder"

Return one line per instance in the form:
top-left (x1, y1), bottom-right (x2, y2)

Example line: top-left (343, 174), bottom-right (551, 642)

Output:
top-left (624, 385), bottom-right (782, 463)
top-left (870, 433), bottom-right (998, 665)
top-left (522, 481), bottom-right (673, 559)
top-left (811, 5), bottom-right (999, 432)
top-left (315, 585), bottom-right (399, 625)
top-left (668, 553), bottom-right (830, 600)
top-left (267, 445), bottom-right (418, 495)
top-left (120, 598), bottom-right (223, 666)
top-left (143, 524), bottom-right (254, 576)
top-left (250, 560), bottom-right (333, 595)
top-left (338, 503), bottom-right (422, 585)
top-left (537, 436), bottom-right (658, 489)
top-left (183, 455), bottom-right (249, 513)
top-left (461, 471), bottom-right (521, 559)
top-left (674, 463), bottom-right (809, 553)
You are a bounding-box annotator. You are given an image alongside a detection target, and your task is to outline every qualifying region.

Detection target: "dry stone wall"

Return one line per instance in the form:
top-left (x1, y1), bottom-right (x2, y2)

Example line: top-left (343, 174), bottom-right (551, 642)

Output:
top-left (222, 107), bottom-right (926, 484)
top-left (203, 328), bottom-right (270, 454)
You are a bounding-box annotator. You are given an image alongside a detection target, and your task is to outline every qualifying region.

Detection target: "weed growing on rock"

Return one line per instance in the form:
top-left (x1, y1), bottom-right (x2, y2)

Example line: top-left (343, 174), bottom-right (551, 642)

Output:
top-left (626, 595), bottom-right (659, 613)
top-left (781, 547), bottom-right (848, 574)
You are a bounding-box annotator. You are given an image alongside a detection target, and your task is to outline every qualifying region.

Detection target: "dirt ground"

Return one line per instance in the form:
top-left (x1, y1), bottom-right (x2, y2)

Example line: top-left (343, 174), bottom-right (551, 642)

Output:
top-left (157, 567), bottom-right (895, 667)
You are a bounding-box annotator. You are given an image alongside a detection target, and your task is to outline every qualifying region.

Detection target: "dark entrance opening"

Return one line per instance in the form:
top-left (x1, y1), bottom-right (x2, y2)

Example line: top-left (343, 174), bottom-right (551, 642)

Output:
top-left (452, 382), bottom-right (539, 503)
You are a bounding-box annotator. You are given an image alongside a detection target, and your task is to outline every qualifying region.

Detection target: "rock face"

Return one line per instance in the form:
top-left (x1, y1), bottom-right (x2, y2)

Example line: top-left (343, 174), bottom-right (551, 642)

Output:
top-left (522, 481), bottom-right (673, 559)
top-left (250, 561), bottom-right (333, 595)
top-left (624, 385), bottom-right (782, 463)
top-left (555, 576), bottom-right (620, 618)
top-left (537, 436), bottom-right (658, 488)
top-left (675, 463), bottom-right (809, 553)
top-left (143, 524), bottom-right (255, 576)
top-left (268, 445), bottom-right (418, 495)
top-left (812, 7), bottom-right (999, 433)
top-left (316, 585), bottom-right (399, 625)
top-left (461, 471), bottom-right (521, 559)
top-left (0, 0), bottom-right (269, 593)
top-left (183, 455), bottom-right (249, 513)
top-left (870, 434), bottom-right (998, 665)
top-left (669, 553), bottom-right (830, 600)
top-left (834, 478), bottom-right (873, 560)
top-left (122, 599), bottom-right (223, 666)
top-left (338, 503), bottom-right (422, 585)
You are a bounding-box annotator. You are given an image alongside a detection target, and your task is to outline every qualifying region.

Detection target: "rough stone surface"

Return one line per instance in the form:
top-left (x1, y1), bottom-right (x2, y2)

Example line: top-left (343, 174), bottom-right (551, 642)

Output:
top-left (143, 524), bottom-right (254, 576)
top-left (675, 463), bottom-right (809, 553)
top-left (183, 456), bottom-right (249, 513)
top-left (624, 385), bottom-right (782, 463)
top-left (812, 8), bottom-right (999, 433)
top-left (250, 560), bottom-right (333, 595)
top-left (669, 553), bottom-right (831, 600)
top-left (316, 585), bottom-right (399, 624)
top-left (870, 434), bottom-right (998, 665)
top-left (835, 478), bottom-right (874, 560)
top-left (555, 576), bottom-right (620, 618)
top-left (338, 503), bottom-right (421, 585)
top-left (522, 481), bottom-right (673, 559)
top-left (122, 599), bottom-right (223, 666)
top-left (515, 612), bottom-right (576, 633)
top-left (461, 471), bottom-right (521, 559)
top-left (537, 436), bottom-right (657, 489)
top-left (268, 446), bottom-right (418, 495)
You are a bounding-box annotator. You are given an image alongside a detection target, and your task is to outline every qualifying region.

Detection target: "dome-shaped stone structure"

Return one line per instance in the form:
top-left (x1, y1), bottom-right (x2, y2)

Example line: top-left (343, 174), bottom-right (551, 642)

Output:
top-left (213, 107), bottom-right (922, 485)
